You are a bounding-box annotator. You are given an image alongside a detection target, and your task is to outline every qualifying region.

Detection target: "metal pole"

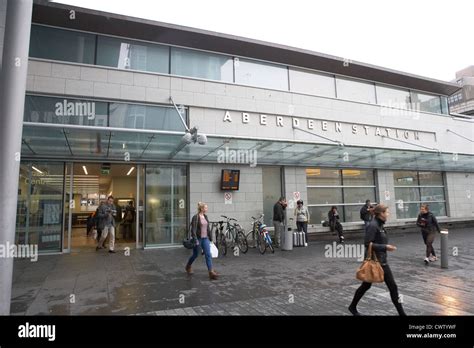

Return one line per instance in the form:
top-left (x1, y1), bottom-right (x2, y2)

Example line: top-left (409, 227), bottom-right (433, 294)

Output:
top-left (440, 230), bottom-right (449, 269)
top-left (0, 0), bottom-right (33, 315)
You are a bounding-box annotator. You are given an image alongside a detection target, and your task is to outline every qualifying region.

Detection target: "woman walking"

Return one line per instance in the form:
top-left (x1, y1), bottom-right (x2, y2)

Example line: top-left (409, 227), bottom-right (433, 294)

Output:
top-left (185, 202), bottom-right (218, 280)
top-left (348, 204), bottom-right (406, 316)
top-left (416, 204), bottom-right (441, 265)
top-left (294, 200), bottom-right (310, 246)
top-left (328, 206), bottom-right (344, 243)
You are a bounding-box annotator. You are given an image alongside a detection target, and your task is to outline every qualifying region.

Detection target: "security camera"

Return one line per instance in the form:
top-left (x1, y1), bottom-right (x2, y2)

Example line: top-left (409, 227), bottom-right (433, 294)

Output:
top-left (197, 133), bottom-right (207, 145)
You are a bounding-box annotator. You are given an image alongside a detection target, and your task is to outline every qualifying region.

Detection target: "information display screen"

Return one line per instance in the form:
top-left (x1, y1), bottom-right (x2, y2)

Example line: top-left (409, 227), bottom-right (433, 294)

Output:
top-left (221, 169), bottom-right (240, 190)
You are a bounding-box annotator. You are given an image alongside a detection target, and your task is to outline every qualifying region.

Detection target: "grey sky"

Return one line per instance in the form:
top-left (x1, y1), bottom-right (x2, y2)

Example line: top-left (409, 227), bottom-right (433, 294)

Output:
top-left (54, 0), bottom-right (472, 82)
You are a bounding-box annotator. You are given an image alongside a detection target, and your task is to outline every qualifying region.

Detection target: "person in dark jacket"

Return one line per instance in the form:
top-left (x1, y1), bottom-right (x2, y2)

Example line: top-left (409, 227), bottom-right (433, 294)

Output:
top-left (185, 202), bottom-right (218, 280)
top-left (272, 197), bottom-right (287, 248)
top-left (360, 200), bottom-right (374, 231)
top-left (328, 206), bottom-right (344, 243)
top-left (348, 204), bottom-right (406, 316)
top-left (416, 204), bottom-right (441, 265)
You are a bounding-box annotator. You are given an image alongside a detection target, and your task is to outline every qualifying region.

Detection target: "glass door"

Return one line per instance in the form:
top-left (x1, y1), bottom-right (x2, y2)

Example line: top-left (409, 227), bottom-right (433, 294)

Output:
top-left (145, 165), bottom-right (187, 247)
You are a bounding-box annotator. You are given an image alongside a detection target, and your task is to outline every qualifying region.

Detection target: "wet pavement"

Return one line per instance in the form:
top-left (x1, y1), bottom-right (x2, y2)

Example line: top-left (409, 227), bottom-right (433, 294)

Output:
top-left (11, 228), bottom-right (474, 316)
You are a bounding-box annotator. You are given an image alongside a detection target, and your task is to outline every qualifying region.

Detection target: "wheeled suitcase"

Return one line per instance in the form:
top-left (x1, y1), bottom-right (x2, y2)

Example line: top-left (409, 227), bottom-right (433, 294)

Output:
top-left (298, 232), bottom-right (305, 246)
top-left (293, 231), bottom-right (298, 247)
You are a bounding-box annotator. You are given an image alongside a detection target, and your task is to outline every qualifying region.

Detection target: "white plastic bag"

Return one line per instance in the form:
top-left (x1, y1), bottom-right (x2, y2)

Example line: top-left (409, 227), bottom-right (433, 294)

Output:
top-left (210, 242), bottom-right (218, 258)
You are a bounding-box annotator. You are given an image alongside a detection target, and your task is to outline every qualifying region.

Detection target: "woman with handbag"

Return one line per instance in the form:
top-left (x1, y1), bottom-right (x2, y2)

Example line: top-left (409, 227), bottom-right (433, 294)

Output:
top-left (185, 202), bottom-right (218, 280)
top-left (348, 204), bottom-right (406, 316)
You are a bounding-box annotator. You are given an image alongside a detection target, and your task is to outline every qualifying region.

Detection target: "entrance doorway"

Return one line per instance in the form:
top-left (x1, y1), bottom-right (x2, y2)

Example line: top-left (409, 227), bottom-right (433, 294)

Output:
top-left (68, 163), bottom-right (138, 252)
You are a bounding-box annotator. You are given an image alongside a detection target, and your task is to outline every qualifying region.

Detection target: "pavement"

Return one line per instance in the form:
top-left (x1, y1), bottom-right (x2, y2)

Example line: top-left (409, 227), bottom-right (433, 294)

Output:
top-left (10, 227), bottom-right (474, 316)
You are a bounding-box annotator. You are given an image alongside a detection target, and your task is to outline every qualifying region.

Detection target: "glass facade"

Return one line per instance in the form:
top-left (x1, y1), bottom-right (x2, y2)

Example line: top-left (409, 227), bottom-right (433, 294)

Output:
top-left (171, 47), bottom-right (233, 82)
top-left (306, 168), bottom-right (376, 223)
top-left (16, 162), bottom-right (64, 253)
top-left (335, 77), bottom-right (377, 104)
top-left (29, 25), bottom-right (95, 64)
top-left (394, 171), bottom-right (447, 219)
top-left (411, 91), bottom-right (442, 114)
top-left (289, 68), bottom-right (336, 98)
top-left (376, 85), bottom-right (411, 109)
top-left (97, 36), bottom-right (169, 73)
top-left (235, 58), bottom-right (288, 90)
top-left (24, 95), bottom-right (185, 132)
top-left (145, 165), bottom-right (187, 246)
top-left (262, 167), bottom-right (282, 227)
top-left (29, 24), bottom-right (450, 116)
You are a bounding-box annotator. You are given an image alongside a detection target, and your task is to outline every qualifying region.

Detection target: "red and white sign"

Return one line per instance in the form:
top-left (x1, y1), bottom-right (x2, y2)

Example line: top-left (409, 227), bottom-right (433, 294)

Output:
top-left (293, 191), bottom-right (301, 201)
top-left (224, 192), bottom-right (232, 205)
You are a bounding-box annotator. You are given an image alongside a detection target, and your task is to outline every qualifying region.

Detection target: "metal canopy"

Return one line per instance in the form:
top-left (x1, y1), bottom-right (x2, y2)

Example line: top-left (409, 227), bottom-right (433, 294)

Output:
top-left (22, 123), bottom-right (474, 172)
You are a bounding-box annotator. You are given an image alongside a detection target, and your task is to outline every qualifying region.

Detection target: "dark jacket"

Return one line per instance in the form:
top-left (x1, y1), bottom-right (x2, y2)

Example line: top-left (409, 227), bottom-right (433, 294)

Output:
top-left (273, 202), bottom-right (285, 222)
top-left (191, 213), bottom-right (212, 241)
top-left (360, 204), bottom-right (373, 222)
top-left (365, 217), bottom-right (388, 265)
top-left (97, 203), bottom-right (116, 230)
top-left (416, 212), bottom-right (440, 234)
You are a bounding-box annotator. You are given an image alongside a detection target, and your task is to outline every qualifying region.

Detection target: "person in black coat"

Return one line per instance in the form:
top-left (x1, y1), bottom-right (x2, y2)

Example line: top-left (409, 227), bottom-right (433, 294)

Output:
top-left (348, 204), bottom-right (406, 316)
top-left (328, 206), bottom-right (344, 243)
top-left (417, 204), bottom-right (441, 265)
top-left (360, 200), bottom-right (374, 231)
top-left (185, 202), bottom-right (218, 280)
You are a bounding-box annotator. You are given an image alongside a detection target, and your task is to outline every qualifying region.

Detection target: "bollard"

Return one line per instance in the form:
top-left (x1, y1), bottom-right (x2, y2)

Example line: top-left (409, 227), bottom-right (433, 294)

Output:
top-left (440, 230), bottom-right (449, 269)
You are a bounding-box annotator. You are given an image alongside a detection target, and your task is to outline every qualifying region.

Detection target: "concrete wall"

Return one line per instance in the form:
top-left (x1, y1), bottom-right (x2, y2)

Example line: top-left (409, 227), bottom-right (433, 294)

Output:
top-left (189, 163), bottom-right (263, 232)
top-left (445, 172), bottom-right (474, 218)
top-left (25, 59), bottom-right (474, 157)
top-left (0, 0), bottom-right (6, 69)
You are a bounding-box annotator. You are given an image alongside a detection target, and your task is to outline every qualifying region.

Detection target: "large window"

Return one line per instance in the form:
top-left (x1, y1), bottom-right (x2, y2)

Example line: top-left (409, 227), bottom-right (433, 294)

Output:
top-left (376, 85), bottom-right (411, 110)
top-left (24, 95), bottom-right (184, 132)
top-left (24, 95), bottom-right (108, 127)
top-left (393, 171), bottom-right (447, 219)
top-left (97, 36), bottom-right (169, 73)
top-left (306, 168), bottom-right (376, 223)
top-left (171, 47), bottom-right (233, 82)
top-left (410, 92), bottom-right (442, 114)
top-left (335, 77), bottom-right (377, 104)
top-left (289, 68), bottom-right (336, 98)
top-left (235, 58), bottom-right (288, 90)
top-left (30, 25), bottom-right (95, 64)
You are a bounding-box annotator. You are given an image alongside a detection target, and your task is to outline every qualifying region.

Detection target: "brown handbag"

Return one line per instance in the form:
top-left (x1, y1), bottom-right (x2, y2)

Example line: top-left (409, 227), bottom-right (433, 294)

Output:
top-left (356, 242), bottom-right (384, 283)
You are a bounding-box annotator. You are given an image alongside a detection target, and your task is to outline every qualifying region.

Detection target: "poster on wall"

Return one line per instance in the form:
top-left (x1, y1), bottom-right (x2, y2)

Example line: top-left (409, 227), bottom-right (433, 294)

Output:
top-left (43, 202), bottom-right (61, 225)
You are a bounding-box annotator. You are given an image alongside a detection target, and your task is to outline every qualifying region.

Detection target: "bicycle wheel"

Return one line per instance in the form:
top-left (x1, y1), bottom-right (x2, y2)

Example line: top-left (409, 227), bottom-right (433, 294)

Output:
top-left (236, 230), bottom-right (248, 254)
top-left (257, 233), bottom-right (266, 254)
top-left (218, 233), bottom-right (227, 256)
top-left (266, 233), bottom-right (275, 253)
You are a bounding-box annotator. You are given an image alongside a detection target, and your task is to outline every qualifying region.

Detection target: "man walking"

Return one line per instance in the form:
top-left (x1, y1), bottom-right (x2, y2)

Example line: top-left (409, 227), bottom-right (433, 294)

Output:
top-left (272, 197), bottom-right (287, 248)
top-left (360, 200), bottom-right (373, 231)
top-left (96, 195), bottom-right (117, 253)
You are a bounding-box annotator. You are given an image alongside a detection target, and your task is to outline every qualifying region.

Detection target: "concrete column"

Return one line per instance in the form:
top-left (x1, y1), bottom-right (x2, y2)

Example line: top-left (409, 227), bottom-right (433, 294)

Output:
top-left (0, 0), bottom-right (33, 315)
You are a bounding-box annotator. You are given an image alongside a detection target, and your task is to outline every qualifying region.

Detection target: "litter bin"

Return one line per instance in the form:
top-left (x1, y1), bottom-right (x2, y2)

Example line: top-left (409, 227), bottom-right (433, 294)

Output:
top-left (281, 220), bottom-right (293, 251)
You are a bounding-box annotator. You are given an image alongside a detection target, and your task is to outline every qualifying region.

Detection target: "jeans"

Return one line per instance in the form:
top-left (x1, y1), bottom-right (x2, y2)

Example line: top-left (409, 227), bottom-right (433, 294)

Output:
top-left (99, 225), bottom-right (115, 251)
top-left (187, 237), bottom-right (213, 271)
top-left (296, 221), bottom-right (308, 243)
top-left (350, 264), bottom-right (406, 316)
top-left (273, 221), bottom-right (284, 247)
top-left (422, 231), bottom-right (436, 258)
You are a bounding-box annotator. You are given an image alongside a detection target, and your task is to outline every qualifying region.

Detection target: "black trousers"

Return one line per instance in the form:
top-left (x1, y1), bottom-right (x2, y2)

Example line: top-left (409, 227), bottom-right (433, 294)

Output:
top-left (422, 231), bottom-right (436, 258)
top-left (296, 221), bottom-right (308, 243)
top-left (350, 264), bottom-right (406, 316)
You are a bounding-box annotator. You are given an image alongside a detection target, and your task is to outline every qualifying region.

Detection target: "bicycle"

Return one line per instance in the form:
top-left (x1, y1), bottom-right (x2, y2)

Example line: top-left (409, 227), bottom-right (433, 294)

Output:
top-left (248, 214), bottom-right (274, 254)
top-left (210, 220), bottom-right (227, 257)
top-left (221, 215), bottom-right (248, 254)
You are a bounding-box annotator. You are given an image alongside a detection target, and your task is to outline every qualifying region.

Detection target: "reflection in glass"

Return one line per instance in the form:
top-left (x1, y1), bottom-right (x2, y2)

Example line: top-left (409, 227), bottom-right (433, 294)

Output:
top-left (145, 165), bottom-right (187, 246)
top-left (30, 25), bottom-right (95, 64)
top-left (376, 85), bottom-right (411, 109)
top-left (411, 91), bottom-right (442, 114)
top-left (97, 36), bottom-right (169, 73)
top-left (335, 77), bottom-right (376, 104)
top-left (289, 68), bottom-right (335, 98)
top-left (393, 171), bottom-right (418, 186)
top-left (235, 58), bottom-right (288, 90)
top-left (306, 168), bottom-right (341, 186)
top-left (262, 167), bottom-right (282, 227)
top-left (16, 162), bottom-right (64, 252)
top-left (171, 47), bottom-right (233, 82)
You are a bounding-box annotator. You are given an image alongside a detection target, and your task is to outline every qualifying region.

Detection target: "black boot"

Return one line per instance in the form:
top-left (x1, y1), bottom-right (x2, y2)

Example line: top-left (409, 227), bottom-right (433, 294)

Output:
top-left (395, 303), bottom-right (407, 316)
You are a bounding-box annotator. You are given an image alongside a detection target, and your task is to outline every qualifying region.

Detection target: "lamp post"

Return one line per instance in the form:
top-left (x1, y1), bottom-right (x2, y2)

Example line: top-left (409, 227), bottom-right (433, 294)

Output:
top-left (440, 230), bottom-right (449, 269)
